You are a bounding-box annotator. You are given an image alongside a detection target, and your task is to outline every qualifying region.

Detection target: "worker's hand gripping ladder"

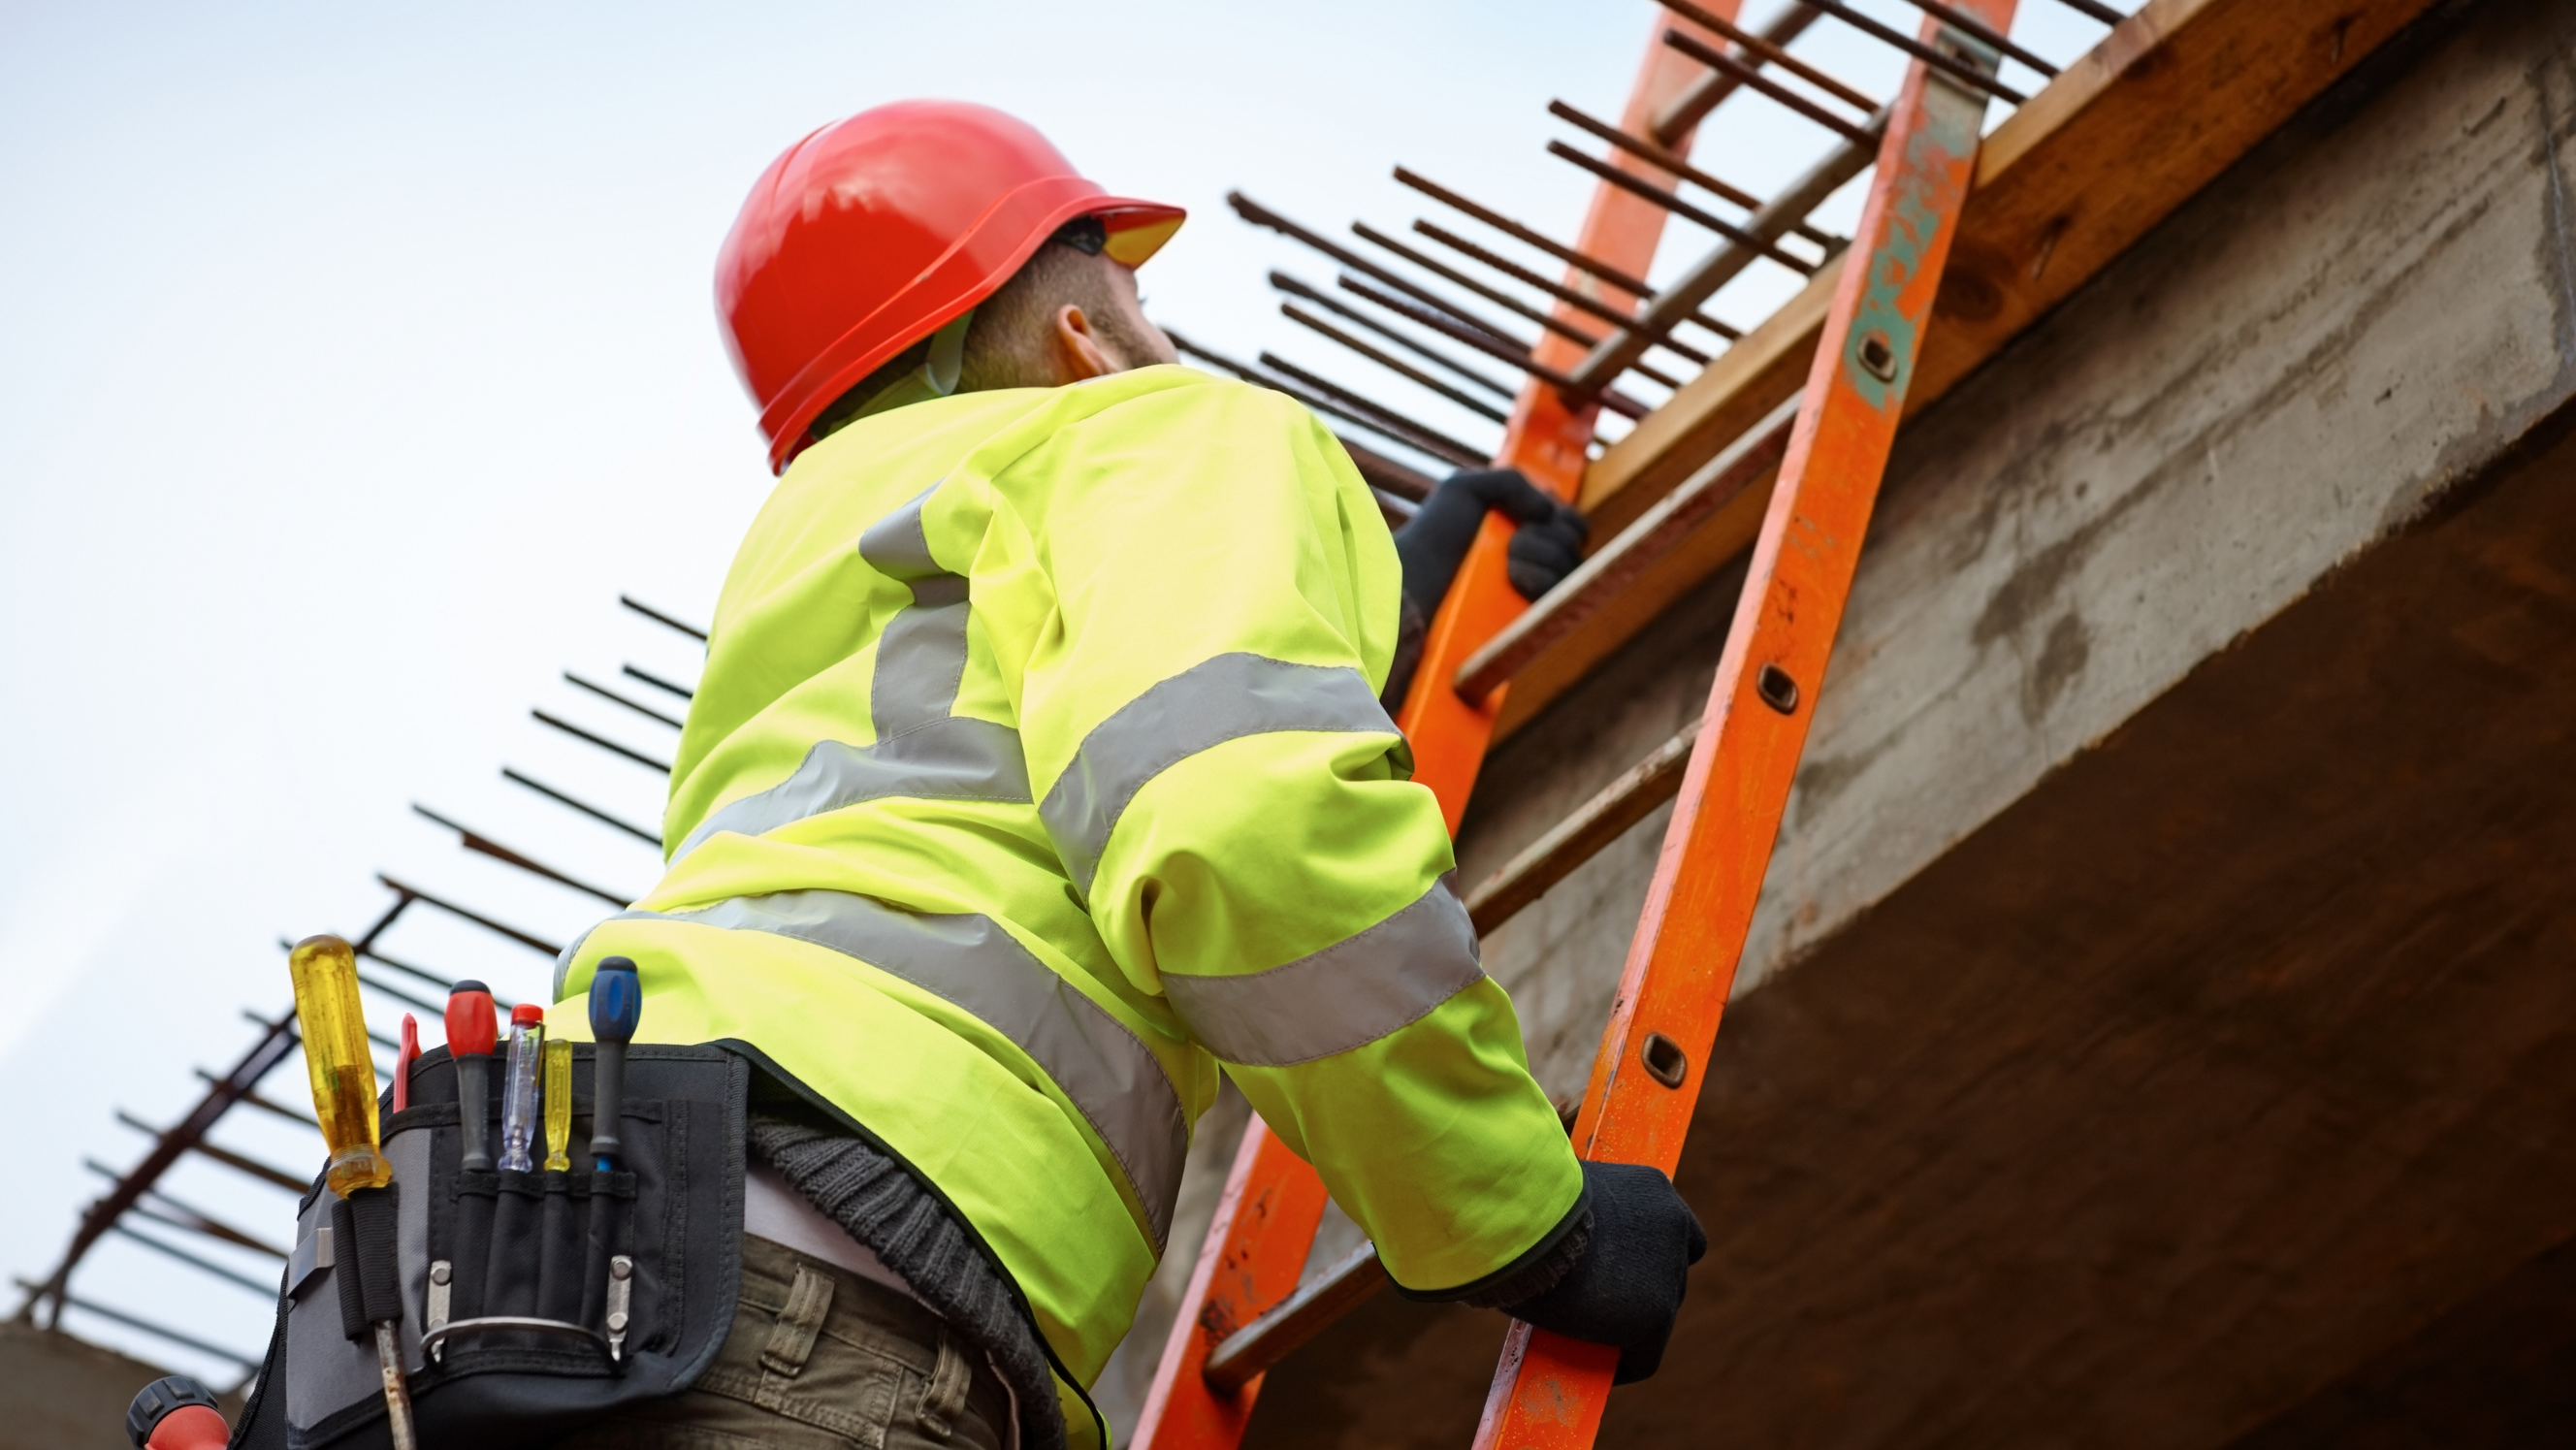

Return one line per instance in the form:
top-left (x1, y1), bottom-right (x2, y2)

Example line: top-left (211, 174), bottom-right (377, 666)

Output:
top-left (1134, 2), bottom-right (2018, 1447)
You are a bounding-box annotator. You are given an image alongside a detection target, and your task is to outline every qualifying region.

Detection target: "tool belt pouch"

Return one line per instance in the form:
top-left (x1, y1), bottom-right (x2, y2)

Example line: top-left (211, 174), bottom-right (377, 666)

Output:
top-left (234, 1044), bottom-right (748, 1450)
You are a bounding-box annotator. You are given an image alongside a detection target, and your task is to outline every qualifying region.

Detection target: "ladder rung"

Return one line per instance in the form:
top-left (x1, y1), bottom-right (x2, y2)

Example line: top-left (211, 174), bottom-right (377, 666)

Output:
top-left (1465, 723), bottom-right (1697, 938)
top-left (1201, 1242), bottom-right (1388, 1394)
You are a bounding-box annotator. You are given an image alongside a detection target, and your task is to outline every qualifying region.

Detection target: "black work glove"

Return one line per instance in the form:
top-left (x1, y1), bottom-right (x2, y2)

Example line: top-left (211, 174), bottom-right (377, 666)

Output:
top-left (1502, 1161), bottom-right (1708, 1385)
top-left (1394, 467), bottom-right (1591, 620)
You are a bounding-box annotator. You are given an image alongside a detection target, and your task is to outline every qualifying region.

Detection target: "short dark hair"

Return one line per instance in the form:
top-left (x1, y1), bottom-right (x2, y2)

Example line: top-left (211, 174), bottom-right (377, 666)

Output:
top-left (809, 217), bottom-right (1150, 442)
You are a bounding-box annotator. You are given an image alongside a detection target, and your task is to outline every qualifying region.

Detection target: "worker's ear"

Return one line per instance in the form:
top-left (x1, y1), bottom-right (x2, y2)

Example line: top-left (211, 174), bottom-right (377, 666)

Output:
top-left (1049, 304), bottom-right (1123, 382)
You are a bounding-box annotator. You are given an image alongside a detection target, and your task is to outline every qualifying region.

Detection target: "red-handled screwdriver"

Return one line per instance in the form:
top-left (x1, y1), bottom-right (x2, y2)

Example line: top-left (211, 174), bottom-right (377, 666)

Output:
top-left (445, 981), bottom-right (498, 1173)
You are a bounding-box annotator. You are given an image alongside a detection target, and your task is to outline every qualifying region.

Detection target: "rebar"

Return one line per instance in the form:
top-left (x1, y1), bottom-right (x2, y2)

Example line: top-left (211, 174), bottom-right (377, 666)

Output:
top-left (1547, 100), bottom-right (1844, 256)
top-left (356, 967), bottom-right (443, 1016)
top-left (1890, 0), bottom-right (2058, 76)
top-left (109, 1222), bottom-right (276, 1298)
top-left (15, 1011), bottom-right (302, 1327)
top-left (1349, 219), bottom-right (1611, 353)
top-left (1231, 191), bottom-right (1520, 346)
top-left (1169, 329), bottom-right (1483, 469)
top-left (1339, 436), bottom-right (1438, 502)
top-left (1656, 0), bottom-right (1881, 110)
top-left (190, 1072), bottom-right (318, 1131)
top-left (1337, 275), bottom-right (1651, 421)
top-left (1272, 272), bottom-right (1516, 400)
top-left (357, 945), bottom-right (467, 1001)
top-left (1549, 142), bottom-right (1820, 274)
top-left (1394, 167), bottom-right (1655, 300)
top-left (114, 1111), bottom-right (308, 1193)
top-left (1653, 0), bottom-right (1827, 143)
top-left (565, 671), bottom-right (683, 729)
top-left (1658, 30), bottom-right (1874, 144)
top-left (1405, 218), bottom-right (1718, 358)
top-left (2045, 0), bottom-right (2123, 24)
top-left (377, 874), bottom-right (564, 956)
top-left (1571, 116), bottom-right (1884, 391)
top-left (125, 1184), bottom-right (290, 1260)
top-left (26, 1285), bottom-right (260, 1371)
top-left (1281, 305), bottom-right (1509, 422)
top-left (1800, 0), bottom-right (2028, 103)
top-left (531, 709), bottom-right (673, 774)
top-left (622, 662), bottom-right (695, 701)
top-left (501, 767), bottom-right (662, 847)
top-left (412, 803), bottom-right (633, 906)
top-left (620, 594), bottom-right (706, 642)
top-left (1259, 353), bottom-right (1491, 467)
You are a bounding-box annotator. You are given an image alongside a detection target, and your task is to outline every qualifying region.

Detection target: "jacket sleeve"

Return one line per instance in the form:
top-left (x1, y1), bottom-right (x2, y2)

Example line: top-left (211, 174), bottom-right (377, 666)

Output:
top-left (1004, 375), bottom-right (1581, 1293)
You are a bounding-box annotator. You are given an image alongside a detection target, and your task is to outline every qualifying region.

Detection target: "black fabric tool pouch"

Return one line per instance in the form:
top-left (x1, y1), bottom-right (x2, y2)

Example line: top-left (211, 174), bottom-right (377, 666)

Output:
top-left (231, 1044), bottom-right (748, 1450)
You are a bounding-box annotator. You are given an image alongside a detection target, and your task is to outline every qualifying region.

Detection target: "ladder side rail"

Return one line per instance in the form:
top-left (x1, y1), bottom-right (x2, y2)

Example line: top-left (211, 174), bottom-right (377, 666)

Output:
top-left (1126, 9), bottom-right (1737, 1446)
top-left (1468, 8), bottom-right (2018, 1448)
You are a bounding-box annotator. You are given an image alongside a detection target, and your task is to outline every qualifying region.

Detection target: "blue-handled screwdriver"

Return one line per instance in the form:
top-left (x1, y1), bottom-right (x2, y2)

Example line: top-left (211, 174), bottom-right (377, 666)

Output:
top-left (588, 957), bottom-right (642, 1171)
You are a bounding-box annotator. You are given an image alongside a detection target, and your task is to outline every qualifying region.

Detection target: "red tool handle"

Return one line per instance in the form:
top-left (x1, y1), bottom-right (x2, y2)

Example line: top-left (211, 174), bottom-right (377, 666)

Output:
top-left (147, 1405), bottom-right (229, 1450)
top-left (393, 1012), bottom-right (419, 1112)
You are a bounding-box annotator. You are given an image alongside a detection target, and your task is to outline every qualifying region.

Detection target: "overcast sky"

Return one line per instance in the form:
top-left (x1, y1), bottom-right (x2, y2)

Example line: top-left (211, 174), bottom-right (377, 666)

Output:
top-left (0, 0), bottom-right (2104, 1387)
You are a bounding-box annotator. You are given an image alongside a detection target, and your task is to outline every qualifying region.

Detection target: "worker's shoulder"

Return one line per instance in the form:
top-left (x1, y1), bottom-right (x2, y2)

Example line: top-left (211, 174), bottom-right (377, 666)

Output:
top-left (1051, 364), bottom-right (1318, 436)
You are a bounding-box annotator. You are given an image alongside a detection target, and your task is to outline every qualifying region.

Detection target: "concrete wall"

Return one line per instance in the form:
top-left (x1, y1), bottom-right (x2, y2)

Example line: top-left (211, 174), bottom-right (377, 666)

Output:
top-left (1463, 0), bottom-right (2576, 1104)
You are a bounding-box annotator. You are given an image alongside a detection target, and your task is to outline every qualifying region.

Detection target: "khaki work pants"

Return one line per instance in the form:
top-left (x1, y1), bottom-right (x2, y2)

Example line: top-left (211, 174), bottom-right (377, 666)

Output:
top-left (555, 1235), bottom-right (1013, 1450)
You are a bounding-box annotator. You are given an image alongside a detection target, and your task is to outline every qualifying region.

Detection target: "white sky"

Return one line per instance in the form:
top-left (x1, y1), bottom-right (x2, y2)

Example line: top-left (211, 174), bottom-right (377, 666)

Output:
top-left (0, 0), bottom-right (2108, 1388)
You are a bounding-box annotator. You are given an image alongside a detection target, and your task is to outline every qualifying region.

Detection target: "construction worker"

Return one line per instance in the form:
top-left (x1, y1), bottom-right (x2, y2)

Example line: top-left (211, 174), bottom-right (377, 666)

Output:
top-left (550, 101), bottom-right (1703, 1450)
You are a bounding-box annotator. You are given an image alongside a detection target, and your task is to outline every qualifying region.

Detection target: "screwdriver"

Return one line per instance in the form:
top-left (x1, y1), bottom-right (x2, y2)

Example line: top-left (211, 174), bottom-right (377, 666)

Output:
top-left (287, 935), bottom-right (416, 1450)
top-left (587, 957), bottom-right (643, 1172)
top-left (290, 936), bottom-right (392, 1196)
top-left (499, 1003), bottom-right (545, 1174)
top-left (583, 956), bottom-right (644, 1360)
top-left (542, 1039), bottom-right (573, 1173)
top-left (445, 981), bottom-right (498, 1173)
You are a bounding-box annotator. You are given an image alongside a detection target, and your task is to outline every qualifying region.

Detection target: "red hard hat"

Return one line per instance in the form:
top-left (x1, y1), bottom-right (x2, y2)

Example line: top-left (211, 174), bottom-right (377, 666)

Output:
top-left (716, 101), bottom-right (1186, 473)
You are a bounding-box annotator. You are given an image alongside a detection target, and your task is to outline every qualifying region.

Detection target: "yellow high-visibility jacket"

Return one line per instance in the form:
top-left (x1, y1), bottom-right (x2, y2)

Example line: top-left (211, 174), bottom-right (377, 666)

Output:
top-left (553, 365), bottom-right (1579, 1440)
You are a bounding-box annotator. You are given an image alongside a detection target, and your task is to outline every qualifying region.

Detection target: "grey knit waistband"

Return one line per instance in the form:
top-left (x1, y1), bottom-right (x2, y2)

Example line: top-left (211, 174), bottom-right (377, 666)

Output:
top-left (746, 1113), bottom-right (1069, 1450)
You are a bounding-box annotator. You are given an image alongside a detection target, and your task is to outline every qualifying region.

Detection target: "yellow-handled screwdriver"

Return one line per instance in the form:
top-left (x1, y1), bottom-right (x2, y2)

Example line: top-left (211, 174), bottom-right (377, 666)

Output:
top-left (290, 935), bottom-right (391, 1196)
top-left (287, 935), bottom-right (417, 1450)
top-left (542, 1039), bottom-right (573, 1173)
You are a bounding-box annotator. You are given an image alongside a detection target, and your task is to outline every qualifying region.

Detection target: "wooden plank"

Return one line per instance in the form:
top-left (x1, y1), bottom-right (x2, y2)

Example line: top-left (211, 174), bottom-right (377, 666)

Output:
top-left (1501, 0), bottom-right (2443, 740)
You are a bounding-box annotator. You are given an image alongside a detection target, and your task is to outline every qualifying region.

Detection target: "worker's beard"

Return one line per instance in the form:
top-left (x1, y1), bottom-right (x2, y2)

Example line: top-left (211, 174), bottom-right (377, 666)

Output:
top-left (1083, 305), bottom-right (1168, 374)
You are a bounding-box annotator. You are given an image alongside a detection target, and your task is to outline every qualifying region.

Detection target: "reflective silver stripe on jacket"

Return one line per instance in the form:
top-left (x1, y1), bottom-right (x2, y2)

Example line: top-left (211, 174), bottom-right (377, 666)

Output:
top-left (671, 723), bottom-right (1032, 862)
top-left (861, 487), bottom-right (973, 734)
top-left (673, 488), bottom-right (1032, 863)
top-left (565, 889), bottom-right (1187, 1249)
top-left (1157, 879), bottom-right (1486, 1067)
top-left (1039, 653), bottom-right (1401, 894)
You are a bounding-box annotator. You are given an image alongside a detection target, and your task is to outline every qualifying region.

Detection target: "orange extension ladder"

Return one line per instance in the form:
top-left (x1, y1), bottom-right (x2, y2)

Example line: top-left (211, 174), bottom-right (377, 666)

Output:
top-left (1132, 3), bottom-right (2018, 1447)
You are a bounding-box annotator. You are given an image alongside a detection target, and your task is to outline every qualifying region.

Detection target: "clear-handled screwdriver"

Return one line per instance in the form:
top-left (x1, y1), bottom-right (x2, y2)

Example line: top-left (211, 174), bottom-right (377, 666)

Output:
top-left (499, 1003), bottom-right (545, 1174)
